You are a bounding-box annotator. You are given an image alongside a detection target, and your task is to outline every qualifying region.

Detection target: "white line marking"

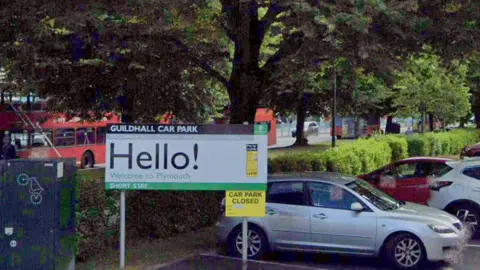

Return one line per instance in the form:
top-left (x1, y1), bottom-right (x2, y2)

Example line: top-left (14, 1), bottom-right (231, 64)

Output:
top-left (466, 244), bottom-right (480, 248)
top-left (199, 253), bottom-right (322, 269)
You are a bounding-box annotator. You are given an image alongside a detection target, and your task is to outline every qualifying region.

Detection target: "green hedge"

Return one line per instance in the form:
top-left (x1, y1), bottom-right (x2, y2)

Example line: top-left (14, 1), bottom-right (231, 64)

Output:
top-left (76, 178), bottom-right (223, 261)
top-left (407, 129), bottom-right (480, 157)
top-left (269, 129), bottom-right (480, 175)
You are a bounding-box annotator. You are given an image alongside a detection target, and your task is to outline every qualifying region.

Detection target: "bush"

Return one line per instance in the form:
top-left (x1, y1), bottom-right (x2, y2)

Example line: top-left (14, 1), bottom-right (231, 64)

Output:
top-left (77, 178), bottom-right (119, 261)
top-left (268, 152), bottom-right (325, 173)
top-left (406, 135), bottom-right (431, 156)
top-left (380, 135), bottom-right (409, 161)
top-left (126, 190), bottom-right (223, 239)
top-left (406, 129), bottom-right (480, 157)
top-left (269, 138), bottom-right (391, 176)
top-left (76, 177), bottom-right (223, 261)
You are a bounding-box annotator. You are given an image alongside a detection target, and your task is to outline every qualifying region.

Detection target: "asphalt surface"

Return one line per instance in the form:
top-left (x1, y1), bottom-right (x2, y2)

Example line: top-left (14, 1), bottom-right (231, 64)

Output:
top-left (156, 239), bottom-right (480, 270)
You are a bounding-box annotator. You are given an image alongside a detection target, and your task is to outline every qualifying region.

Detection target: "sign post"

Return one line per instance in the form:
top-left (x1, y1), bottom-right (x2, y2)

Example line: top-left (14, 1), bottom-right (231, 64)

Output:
top-left (105, 123), bottom-right (268, 268)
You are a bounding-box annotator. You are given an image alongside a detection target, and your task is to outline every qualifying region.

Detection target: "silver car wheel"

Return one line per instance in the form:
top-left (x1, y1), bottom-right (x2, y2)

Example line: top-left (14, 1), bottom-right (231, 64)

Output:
top-left (235, 229), bottom-right (262, 257)
top-left (394, 239), bottom-right (422, 267)
top-left (456, 209), bottom-right (478, 233)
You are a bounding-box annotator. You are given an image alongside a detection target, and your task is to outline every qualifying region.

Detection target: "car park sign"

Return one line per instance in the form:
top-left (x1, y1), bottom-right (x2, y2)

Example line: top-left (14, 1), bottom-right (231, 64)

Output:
top-left (105, 124), bottom-right (268, 190)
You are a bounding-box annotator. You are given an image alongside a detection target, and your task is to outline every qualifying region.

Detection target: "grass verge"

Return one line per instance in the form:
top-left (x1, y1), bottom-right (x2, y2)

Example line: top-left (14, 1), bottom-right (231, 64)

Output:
top-left (268, 140), bottom-right (353, 158)
top-left (76, 226), bottom-right (217, 270)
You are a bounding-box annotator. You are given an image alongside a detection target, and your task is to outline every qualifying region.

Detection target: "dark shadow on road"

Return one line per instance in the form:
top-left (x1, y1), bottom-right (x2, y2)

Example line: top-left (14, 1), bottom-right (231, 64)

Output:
top-left (268, 252), bottom-right (451, 270)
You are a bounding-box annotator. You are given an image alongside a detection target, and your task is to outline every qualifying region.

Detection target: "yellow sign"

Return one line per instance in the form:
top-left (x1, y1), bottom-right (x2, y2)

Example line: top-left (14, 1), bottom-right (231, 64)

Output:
top-left (225, 191), bottom-right (266, 217)
top-left (246, 144), bottom-right (258, 178)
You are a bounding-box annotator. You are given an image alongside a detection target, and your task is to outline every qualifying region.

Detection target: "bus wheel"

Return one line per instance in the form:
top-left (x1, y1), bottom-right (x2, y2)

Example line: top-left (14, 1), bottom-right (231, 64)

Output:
top-left (81, 151), bottom-right (94, 168)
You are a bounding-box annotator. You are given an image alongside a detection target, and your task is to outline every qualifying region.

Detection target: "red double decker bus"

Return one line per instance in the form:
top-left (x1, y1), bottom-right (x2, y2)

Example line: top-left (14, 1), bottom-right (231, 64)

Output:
top-left (0, 95), bottom-right (119, 168)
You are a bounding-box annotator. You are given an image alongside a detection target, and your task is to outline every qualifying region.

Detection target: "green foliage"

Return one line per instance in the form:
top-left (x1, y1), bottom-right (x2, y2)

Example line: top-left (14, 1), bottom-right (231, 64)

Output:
top-left (407, 129), bottom-right (480, 157)
top-left (126, 190), bottom-right (223, 239)
top-left (406, 135), bottom-right (432, 157)
top-left (393, 46), bottom-right (471, 124)
top-left (378, 135), bottom-right (409, 161)
top-left (269, 138), bottom-right (392, 176)
top-left (76, 176), bottom-right (224, 261)
top-left (76, 178), bottom-right (119, 261)
top-left (269, 129), bottom-right (480, 176)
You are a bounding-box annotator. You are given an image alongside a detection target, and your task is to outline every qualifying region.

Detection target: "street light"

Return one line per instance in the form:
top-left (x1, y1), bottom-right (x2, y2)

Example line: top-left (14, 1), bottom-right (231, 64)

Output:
top-left (332, 68), bottom-right (337, 148)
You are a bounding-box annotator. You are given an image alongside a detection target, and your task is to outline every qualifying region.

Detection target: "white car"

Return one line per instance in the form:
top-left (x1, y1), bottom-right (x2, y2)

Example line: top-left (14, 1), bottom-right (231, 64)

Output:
top-left (428, 158), bottom-right (480, 234)
top-left (217, 173), bottom-right (466, 269)
top-left (291, 121), bottom-right (319, 137)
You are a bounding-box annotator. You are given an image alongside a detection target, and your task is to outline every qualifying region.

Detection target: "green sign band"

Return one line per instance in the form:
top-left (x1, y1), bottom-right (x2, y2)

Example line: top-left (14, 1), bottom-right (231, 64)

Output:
top-left (105, 182), bottom-right (267, 191)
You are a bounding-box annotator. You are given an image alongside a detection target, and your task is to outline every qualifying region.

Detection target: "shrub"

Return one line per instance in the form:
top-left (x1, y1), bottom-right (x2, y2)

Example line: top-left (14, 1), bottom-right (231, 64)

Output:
top-left (268, 152), bottom-right (325, 173)
top-left (76, 178), bottom-right (119, 261)
top-left (380, 135), bottom-right (409, 161)
top-left (76, 177), bottom-right (223, 261)
top-left (406, 135), bottom-right (431, 156)
top-left (126, 190), bottom-right (223, 239)
top-left (406, 129), bottom-right (480, 157)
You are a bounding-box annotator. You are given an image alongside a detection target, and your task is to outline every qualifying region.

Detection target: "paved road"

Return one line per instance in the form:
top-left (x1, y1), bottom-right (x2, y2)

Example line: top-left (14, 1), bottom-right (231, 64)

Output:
top-left (158, 239), bottom-right (480, 270)
top-left (270, 239), bottom-right (480, 270)
top-left (271, 134), bottom-right (333, 148)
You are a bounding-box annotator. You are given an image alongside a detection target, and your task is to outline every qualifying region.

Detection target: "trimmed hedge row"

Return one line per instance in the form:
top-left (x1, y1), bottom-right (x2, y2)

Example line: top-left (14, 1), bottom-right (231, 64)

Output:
top-left (269, 129), bottom-right (480, 175)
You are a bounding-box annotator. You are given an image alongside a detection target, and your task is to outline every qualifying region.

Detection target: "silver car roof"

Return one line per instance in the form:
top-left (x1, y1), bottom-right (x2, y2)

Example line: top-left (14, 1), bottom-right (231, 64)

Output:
top-left (268, 172), bottom-right (357, 186)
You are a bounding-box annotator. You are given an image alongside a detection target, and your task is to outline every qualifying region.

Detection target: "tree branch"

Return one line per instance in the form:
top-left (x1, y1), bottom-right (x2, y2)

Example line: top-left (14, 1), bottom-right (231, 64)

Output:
top-left (259, 2), bottom-right (285, 38)
top-left (261, 31), bottom-right (306, 74)
top-left (167, 38), bottom-right (229, 89)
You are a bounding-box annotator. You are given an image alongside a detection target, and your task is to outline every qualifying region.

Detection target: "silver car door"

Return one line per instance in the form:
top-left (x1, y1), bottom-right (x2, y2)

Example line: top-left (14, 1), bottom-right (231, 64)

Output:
top-left (263, 181), bottom-right (312, 251)
top-left (308, 182), bottom-right (377, 255)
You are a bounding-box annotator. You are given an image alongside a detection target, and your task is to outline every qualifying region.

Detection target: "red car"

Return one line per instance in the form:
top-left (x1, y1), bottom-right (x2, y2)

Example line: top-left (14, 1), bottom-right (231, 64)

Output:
top-left (358, 157), bottom-right (453, 204)
top-left (460, 143), bottom-right (480, 158)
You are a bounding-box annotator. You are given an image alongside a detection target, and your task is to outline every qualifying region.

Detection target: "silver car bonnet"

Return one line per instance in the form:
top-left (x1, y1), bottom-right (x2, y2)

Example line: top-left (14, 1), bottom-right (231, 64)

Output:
top-left (387, 202), bottom-right (459, 225)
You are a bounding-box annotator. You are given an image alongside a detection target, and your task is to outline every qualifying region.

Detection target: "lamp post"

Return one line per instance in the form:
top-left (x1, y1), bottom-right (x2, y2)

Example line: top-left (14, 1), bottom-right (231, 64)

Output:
top-left (331, 68), bottom-right (337, 148)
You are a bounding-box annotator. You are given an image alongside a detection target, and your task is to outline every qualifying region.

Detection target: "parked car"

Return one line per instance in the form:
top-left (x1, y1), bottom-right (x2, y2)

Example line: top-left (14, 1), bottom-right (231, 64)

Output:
top-left (359, 157), bottom-right (480, 235)
top-left (428, 158), bottom-right (480, 235)
top-left (216, 173), bottom-right (465, 269)
top-left (358, 157), bottom-right (453, 205)
top-left (460, 142), bottom-right (480, 158)
top-left (291, 121), bottom-right (319, 137)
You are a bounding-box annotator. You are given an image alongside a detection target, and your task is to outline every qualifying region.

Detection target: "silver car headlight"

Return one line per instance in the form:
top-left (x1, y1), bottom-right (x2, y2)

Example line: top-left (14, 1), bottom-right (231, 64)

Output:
top-left (428, 224), bottom-right (455, 234)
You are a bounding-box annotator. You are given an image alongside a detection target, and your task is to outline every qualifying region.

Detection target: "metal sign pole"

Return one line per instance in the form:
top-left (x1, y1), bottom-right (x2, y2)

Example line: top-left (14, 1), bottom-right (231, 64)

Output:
top-left (242, 121), bottom-right (249, 270)
top-left (120, 190), bottom-right (126, 268)
top-left (242, 216), bottom-right (248, 270)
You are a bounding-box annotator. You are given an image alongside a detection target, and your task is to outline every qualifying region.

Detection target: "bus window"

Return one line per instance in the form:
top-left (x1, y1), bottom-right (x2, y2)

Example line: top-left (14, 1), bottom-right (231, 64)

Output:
top-left (76, 127), bottom-right (95, 146)
top-left (54, 128), bottom-right (75, 147)
top-left (96, 127), bottom-right (106, 144)
top-left (11, 131), bottom-right (29, 149)
top-left (31, 129), bottom-right (53, 147)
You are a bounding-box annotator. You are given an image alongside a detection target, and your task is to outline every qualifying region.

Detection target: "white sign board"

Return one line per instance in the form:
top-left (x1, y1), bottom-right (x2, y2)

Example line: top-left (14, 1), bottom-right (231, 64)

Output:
top-left (105, 124), bottom-right (268, 190)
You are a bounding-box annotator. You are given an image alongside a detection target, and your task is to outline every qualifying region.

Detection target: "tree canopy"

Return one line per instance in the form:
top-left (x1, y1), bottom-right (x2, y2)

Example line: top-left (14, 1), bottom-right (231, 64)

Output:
top-left (2, 0), bottom-right (480, 124)
top-left (393, 47), bottom-right (471, 124)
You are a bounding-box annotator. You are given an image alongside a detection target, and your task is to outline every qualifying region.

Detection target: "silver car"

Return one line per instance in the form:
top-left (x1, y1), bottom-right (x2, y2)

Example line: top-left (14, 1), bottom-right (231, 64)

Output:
top-left (216, 173), bottom-right (466, 269)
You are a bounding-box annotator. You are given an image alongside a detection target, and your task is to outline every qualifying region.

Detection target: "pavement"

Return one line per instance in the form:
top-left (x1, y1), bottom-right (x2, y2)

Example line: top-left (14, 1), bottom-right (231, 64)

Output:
top-left (155, 239), bottom-right (480, 270)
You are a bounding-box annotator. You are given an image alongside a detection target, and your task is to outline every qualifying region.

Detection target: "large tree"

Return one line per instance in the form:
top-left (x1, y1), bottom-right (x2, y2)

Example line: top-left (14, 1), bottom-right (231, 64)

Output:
top-left (2, 0), bottom-right (480, 124)
top-left (393, 47), bottom-right (471, 126)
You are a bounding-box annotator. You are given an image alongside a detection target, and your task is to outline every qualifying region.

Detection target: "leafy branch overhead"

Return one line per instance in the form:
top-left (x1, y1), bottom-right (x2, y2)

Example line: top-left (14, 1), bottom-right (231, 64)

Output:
top-left (1, 0), bottom-right (480, 123)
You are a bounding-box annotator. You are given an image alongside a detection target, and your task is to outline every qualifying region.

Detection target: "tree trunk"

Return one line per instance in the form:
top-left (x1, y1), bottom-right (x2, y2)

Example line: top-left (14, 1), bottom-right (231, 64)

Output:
top-left (386, 116), bottom-right (394, 134)
top-left (475, 107), bottom-right (480, 128)
top-left (228, 74), bottom-right (260, 124)
top-left (225, 1), bottom-right (263, 124)
top-left (429, 114), bottom-right (434, 131)
top-left (119, 95), bottom-right (135, 123)
top-left (294, 94), bottom-right (308, 146)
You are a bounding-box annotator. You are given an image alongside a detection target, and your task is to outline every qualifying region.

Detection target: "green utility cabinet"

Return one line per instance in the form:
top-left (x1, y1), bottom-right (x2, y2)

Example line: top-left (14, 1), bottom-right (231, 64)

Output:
top-left (0, 158), bottom-right (77, 269)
